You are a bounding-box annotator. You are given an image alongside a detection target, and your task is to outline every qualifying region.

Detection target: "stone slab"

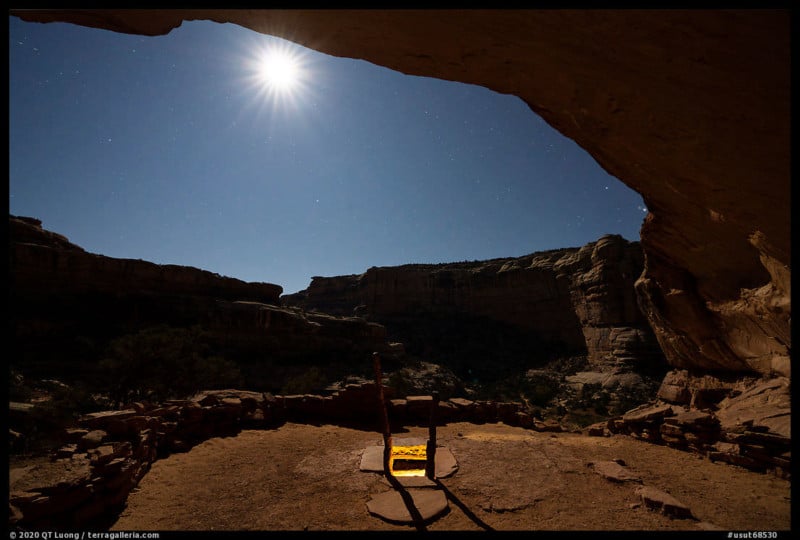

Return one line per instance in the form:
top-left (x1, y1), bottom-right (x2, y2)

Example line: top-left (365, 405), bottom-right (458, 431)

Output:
top-left (366, 488), bottom-right (448, 523)
top-left (428, 446), bottom-right (459, 478)
top-left (380, 476), bottom-right (437, 488)
top-left (360, 445), bottom-right (384, 472)
top-left (80, 409), bottom-right (138, 423)
top-left (635, 485), bottom-right (693, 519)
top-left (565, 371), bottom-right (606, 387)
top-left (589, 461), bottom-right (642, 483)
top-left (622, 403), bottom-right (673, 423)
top-left (663, 410), bottom-right (715, 427)
top-left (449, 398), bottom-right (474, 408)
top-left (10, 402), bottom-right (36, 413)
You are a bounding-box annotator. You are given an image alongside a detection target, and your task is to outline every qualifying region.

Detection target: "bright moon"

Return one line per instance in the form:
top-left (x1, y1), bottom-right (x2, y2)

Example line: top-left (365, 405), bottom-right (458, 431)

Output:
top-left (258, 49), bottom-right (300, 92)
top-left (240, 37), bottom-right (313, 113)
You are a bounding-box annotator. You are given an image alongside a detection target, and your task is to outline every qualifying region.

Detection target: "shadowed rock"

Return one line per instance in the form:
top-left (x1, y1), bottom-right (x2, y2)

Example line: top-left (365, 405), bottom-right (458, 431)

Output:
top-left (285, 235), bottom-right (664, 372)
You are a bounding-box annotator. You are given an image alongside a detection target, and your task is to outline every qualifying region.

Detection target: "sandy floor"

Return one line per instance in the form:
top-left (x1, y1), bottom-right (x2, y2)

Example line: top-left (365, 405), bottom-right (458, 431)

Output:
top-left (111, 422), bottom-right (791, 532)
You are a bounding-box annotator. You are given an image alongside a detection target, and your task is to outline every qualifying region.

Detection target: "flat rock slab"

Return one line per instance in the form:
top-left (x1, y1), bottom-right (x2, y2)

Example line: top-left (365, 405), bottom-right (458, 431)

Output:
top-left (80, 409), bottom-right (138, 423)
top-left (360, 445), bottom-right (458, 478)
top-left (565, 371), bottom-right (606, 387)
top-left (664, 410), bottom-right (716, 427)
top-left (10, 454), bottom-right (93, 493)
top-left (696, 521), bottom-right (725, 530)
top-left (366, 488), bottom-right (448, 524)
top-left (622, 403), bottom-right (674, 423)
top-left (10, 402), bottom-right (36, 413)
top-left (380, 476), bottom-right (437, 488)
top-left (449, 398), bottom-right (474, 408)
top-left (589, 461), bottom-right (642, 483)
top-left (635, 485), bottom-right (693, 519)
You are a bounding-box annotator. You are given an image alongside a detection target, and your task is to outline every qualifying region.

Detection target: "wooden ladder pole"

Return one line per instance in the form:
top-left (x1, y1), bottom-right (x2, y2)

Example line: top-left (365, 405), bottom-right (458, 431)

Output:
top-left (372, 352), bottom-right (393, 479)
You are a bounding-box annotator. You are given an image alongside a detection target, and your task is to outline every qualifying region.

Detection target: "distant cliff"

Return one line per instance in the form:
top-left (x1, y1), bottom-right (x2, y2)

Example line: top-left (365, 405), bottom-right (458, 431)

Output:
top-left (10, 215), bottom-right (283, 304)
top-left (283, 234), bottom-right (667, 380)
top-left (9, 215), bottom-right (394, 394)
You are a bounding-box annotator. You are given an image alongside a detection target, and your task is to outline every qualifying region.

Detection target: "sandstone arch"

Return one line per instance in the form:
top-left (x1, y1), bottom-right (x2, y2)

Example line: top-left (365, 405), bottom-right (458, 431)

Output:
top-left (11, 9), bottom-right (790, 377)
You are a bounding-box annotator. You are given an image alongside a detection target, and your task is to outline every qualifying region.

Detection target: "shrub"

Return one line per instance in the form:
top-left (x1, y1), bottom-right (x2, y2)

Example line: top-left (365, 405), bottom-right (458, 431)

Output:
top-left (99, 325), bottom-right (242, 404)
top-left (525, 380), bottom-right (560, 407)
top-left (386, 370), bottom-right (415, 398)
top-left (281, 366), bottom-right (328, 395)
top-left (187, 355), bottom-right (243, 392)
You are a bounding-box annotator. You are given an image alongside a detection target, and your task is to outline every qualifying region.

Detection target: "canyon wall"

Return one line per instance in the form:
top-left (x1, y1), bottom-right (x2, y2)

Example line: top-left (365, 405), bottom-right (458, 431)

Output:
top-left (285, 234), bottom-right (665, 371)
top-left (9, 215), bottom-right (394, 389)
top-left (11, 10), bottom-right (790, 377)
top-left (10, 216), bottom-right (283, 304)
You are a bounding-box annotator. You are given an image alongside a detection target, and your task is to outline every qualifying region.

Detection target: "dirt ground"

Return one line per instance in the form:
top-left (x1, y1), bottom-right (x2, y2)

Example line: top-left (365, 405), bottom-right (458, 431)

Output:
top-left (109, 422), bottom-right (790, 532)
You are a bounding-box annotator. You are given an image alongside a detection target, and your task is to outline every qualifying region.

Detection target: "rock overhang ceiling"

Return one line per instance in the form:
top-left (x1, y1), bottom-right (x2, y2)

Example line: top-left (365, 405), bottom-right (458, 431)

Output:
top-left (11, 9), bottom-right (790, 377)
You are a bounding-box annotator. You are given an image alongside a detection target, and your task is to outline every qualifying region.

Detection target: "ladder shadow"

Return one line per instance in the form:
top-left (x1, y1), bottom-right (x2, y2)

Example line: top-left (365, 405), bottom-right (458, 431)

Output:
top-left (434, 478), bottom-right (495, 532)
top-left (384, 474), bottom-right (431, 531)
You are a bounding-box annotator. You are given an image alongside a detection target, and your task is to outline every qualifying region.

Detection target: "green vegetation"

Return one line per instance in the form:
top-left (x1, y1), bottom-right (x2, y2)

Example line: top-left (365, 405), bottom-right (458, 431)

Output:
top-left (384, 362), bottom-right (466, 401)
top-left (281, 366), bottom-right (328, 395)
top-left (472, 372), bottom-right (560, 407)
top-left (386, 369), bottom-right (417, 399)
top-left (9, 375), bottom-right (111, 454)
top-left (561, 409), bottom-right (610, 429)
top-left (379, 311), bottom-right (577, 387)
top-left (100, 325), bottom-right (243, 406)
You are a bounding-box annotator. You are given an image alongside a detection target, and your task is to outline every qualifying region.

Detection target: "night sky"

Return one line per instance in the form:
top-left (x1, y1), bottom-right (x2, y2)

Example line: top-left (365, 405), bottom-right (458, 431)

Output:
top-left (9, 17), bottom-right (648, 295)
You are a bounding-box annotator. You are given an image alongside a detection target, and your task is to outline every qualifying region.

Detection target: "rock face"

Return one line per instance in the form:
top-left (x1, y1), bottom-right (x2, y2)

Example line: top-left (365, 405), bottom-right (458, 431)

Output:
top-left (285, 234), bottom-right (665, 372)
top-left (12, 10), bottom-right (789, 377)
top-left (10, 215), bottom-right (282, 304)
top-left (608, 370), bottom-right (791, 479)
top-left (9, 215), bottom-right (394, 390)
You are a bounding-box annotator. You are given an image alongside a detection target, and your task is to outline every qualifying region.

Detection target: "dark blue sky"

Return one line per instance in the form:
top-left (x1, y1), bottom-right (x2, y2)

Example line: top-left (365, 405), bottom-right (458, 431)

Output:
top-left (9, 17), bottom-right (647, 295)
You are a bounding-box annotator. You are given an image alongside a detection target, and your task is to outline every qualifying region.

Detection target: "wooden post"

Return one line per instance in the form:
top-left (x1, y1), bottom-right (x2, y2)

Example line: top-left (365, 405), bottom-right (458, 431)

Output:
top-left (426, 391), bottom-right (439, 480)
top-left (372, 352), bottom-right (393, 479)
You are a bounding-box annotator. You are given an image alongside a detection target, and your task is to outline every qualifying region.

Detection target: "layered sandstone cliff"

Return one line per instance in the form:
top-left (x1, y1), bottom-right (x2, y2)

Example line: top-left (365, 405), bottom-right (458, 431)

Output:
top-left (12, 10), bottom-right (789, 378)
top-left (9, 215), bottom-right (393, 389)
top-left (10, 216), bottom-right (283, 304)
top-left (285, 234), bottom-right (666, 373)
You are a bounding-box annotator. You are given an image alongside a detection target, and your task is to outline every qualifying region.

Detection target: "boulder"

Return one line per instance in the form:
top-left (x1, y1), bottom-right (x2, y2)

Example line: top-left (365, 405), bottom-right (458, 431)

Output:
top-left (715, 377), bottom-right (790, 438)
top-left (531, 419), bottom-right (563, 433)
top-left (635, 486), bottom-right (693, 519)
top-left (585, 422), bottom-right (607, 437)
top-left (589, 460), bottom-right (642, 483)
top-left (621, 403), bottom-right (673, 424)
top-left (77, 430), bottom-right (108, 451)
top-left (657, 384), bottom-right (691, 405)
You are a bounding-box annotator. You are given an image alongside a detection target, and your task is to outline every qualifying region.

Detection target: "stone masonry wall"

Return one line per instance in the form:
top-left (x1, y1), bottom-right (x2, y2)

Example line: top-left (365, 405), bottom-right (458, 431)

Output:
top-left (9, 374), bottom-right (790, 530)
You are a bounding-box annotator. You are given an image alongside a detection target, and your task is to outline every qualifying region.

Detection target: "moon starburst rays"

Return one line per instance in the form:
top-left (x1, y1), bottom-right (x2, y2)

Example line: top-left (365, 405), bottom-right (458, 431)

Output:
top-left (243, 40), bottom-right (311, 111)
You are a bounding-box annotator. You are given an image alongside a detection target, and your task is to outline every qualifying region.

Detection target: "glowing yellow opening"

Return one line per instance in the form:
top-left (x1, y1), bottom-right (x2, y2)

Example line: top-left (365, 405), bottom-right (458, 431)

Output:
top-left (389, 444), bottom-right (427, 477)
